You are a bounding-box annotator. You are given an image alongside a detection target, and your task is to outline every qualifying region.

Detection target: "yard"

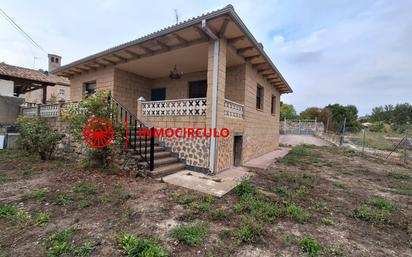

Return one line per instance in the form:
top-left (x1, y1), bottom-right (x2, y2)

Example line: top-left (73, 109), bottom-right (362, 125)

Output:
top-left (0, 145), bottom-right (411, 257)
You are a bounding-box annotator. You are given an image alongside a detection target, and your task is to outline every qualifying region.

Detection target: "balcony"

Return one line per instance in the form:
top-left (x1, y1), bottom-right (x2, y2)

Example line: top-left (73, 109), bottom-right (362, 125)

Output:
top-left (139, 97), bottom-right (244, 119)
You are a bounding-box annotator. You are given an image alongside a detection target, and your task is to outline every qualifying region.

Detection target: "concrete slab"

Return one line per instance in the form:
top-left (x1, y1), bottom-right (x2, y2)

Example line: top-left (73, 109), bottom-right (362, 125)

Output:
top-left (279, 135), bottom-right (332, 146)
top-left (243, 147), bottom-right (290, 169)
top-left (162, 167), bottom-right (253, 197)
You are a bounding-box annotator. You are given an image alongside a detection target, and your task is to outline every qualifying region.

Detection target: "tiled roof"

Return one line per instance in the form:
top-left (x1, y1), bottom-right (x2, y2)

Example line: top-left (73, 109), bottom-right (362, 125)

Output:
top-left (0, 62), bottom-right (70, 86)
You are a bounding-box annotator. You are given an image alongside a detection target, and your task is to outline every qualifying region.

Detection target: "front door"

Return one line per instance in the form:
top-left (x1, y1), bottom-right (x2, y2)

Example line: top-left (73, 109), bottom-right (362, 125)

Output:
top-left (151, 88), bottom-right (166, 101)
top-left (233, 135), bottom-right (243, 166)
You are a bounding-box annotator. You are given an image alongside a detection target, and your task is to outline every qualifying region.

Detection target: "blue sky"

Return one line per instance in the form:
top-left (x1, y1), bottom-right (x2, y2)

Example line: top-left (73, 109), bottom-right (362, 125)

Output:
top-left (1, 0), bottom-right (411, 115)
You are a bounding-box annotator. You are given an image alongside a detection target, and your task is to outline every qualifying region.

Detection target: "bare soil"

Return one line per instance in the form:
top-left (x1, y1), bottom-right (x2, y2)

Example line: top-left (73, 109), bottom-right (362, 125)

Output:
top-left (0, 146), bottom-right (411, 257)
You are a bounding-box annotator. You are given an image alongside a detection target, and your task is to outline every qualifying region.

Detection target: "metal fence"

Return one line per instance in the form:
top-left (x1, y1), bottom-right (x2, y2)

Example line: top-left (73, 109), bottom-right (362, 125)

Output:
top-left (281, 118), bottom-right (324, 135)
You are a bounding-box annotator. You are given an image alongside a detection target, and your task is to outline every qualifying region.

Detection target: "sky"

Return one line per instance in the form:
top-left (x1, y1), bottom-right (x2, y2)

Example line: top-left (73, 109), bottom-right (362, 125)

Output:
top-left (1, 0), bottom-right (411, 115)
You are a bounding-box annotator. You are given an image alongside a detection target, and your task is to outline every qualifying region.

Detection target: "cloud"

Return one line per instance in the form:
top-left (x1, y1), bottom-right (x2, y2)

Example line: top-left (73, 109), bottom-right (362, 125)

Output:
top-left (0, 0), bottom-right (411, 115)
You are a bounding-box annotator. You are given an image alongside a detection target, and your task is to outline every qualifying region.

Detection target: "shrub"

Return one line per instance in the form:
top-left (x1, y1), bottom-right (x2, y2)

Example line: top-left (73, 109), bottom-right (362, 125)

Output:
top-left (299, 236), bottom-right (321, 257)
top-left (61, 90), bottom-right (122, 168)
top-left (16, 116), bottom-right (64, 160)
top-left (170, 223), bottom-right (208, 246)
top-left (369, 121), bottom-right (385, 132)
top-left (118, 234), bottom-right (168, 257)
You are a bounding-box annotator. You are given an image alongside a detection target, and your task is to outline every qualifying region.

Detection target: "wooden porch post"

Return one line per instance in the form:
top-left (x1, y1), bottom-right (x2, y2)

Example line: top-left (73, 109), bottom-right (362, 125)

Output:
top-left (42, 86), bottom-right (47, 104)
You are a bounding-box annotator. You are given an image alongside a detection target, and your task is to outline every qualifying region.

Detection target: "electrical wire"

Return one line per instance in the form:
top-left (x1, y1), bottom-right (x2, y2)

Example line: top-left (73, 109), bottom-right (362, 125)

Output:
top-left (0, 7), bottom-right (47, 54)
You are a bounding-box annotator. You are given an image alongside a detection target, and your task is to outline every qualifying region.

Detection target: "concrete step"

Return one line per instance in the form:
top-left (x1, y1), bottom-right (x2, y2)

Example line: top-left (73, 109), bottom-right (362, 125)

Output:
top-left (153, 151), bottom-right (171, 158)
top-left (154, 156), bottom-right (179, 167)
top-left (150, 163), bottom-right (186, 178)
top-left (123, 146), bottom-right (165, 153)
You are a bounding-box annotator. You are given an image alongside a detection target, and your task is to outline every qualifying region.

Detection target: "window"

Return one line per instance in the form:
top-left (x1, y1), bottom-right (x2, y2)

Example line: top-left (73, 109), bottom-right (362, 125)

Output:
top-left (256, 84), bottom-right (264, 110)
top-left (59, 89), bottom-right (65, 96)
top-left (151, 88), bottom-right (166, 101)
top-left (55, 58), bottom-right (59, 63)
top-left (84, 81), bottom-right (96, 97)
top-left (271, 95), bottom-right (276, 115)
top-left (188, 80), bottom-right (207, 98)
top-left (51, 57), bottom-right (55, 63)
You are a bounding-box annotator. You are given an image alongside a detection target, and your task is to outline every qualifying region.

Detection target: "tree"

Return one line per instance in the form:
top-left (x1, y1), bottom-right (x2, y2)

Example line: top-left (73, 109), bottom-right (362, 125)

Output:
top-left (299, 107), bottom-right (321, 120)
top-left (325, 104), bottom-right (361, 132)
top-left (280, 102), bottom-right (298, 120)
top-left (318, 108), bottom-right (332, 131)
top-left (369, 103), bottom-right (412, 132)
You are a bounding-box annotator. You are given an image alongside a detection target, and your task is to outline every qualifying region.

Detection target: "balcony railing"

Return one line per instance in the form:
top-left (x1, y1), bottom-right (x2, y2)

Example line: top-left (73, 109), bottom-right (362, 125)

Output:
top-left (142, 98), bottom-right (207, 116)
top-left (224, 99), bottom-right (244, 119)
top-left (21, 103), bottom-right (62, 118)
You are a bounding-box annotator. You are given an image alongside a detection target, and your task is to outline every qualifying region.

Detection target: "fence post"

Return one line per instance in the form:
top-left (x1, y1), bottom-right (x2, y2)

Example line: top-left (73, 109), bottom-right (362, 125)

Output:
top-left (404, 130), bottom-right (408, 163)
top-left (362, 129), bottom-right (366, 155)
top-left (314, 117), bottom-right (317, 132)
top-left (36, 104), bottom-right (41, 117)
top-left (284, 118), bottom-right (287, 134)
top-left (340, 118), bottom-right (346, 146)
top-left (299, 120), bottom-right (301, 135)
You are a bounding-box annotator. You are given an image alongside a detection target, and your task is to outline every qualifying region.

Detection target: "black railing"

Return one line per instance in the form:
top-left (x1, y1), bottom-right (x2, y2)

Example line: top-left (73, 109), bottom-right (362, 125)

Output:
top-left (110, 97), bottom-right (155, 171)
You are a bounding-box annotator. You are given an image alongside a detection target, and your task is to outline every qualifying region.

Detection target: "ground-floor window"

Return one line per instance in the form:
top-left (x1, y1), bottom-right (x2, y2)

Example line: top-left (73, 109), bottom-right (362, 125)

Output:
top-left (151, 88), bottom-right (166, 101)
top-left (84, 81), bottom-right (96, 97)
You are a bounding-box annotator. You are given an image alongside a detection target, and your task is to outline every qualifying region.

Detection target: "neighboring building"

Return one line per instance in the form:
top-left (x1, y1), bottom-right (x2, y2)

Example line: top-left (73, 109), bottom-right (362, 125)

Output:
top-left (53, 5), bottom-right (293, 175)
top-left (0, 56), bottom-right (70, 105)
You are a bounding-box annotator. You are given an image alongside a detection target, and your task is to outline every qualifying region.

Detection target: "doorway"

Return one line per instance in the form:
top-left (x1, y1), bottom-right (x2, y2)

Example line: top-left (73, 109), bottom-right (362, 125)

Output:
top-left (233, 135), bottom-right (243, 166)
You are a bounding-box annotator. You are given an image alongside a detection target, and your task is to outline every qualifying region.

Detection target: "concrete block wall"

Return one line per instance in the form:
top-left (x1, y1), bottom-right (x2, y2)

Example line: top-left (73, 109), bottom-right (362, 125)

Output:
top-left (70, 67), bottom-right (115, 101)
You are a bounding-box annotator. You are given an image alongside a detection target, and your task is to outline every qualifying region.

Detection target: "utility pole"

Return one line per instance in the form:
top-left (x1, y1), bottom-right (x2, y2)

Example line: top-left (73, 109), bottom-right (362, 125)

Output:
top-left (174, 9), bottom-right (179, 24)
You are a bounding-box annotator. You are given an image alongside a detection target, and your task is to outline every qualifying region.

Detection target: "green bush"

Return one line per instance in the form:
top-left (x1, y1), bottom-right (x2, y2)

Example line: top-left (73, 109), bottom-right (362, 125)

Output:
top-left (16, 116), bottom-right (64, 160)
top-left (62, 90), bottom-right (122, 168)
top-left (118, 234), bottom-right (168, 257)
top-left (170, 223), bottom-right (208, 246)
top-left (369, 121), bottom-right (384, 132)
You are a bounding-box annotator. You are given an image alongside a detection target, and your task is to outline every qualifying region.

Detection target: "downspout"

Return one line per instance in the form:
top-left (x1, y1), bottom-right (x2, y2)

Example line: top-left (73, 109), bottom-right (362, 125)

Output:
top-left (201, 19), bottom-right (219, 175)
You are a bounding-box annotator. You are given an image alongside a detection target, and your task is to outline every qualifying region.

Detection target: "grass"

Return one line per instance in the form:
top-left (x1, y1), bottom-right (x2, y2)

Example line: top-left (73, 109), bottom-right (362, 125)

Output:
top-left (299, 236), bottom-right (321, 257)
top-left (285, 203), bottom-right (309, 224)
top-left (0, 205), bottom-right (17, 218)
top-left (172, 192), bottom-right (194, 206)
top-left (30, 190), bottom-right (46, 200)
top-left (118, 234), bottom-right (168, 257)
top-left (45, 226), bottom-right (96, 257)
top-left (191, 195), bottom-right (214, 212)
top-left (234, 179), bottom-right (257, 196)
top-left (321, 217), bottom-right (334, 225)
top-left (367, 198), bottom-right (399, 211)
top-left (235, 218), bottom-right (264, 243)
top-left (234, 194), bottom-right (282, 223)
top-left (73, 183), bottom-right (98, 194)
top-left (272, 173), bottom-right (315, 188)
top-left (349, 205), bottom-right (391, 224)
top-left (388, 173), bottom-right (411, 180)
top-left (54, 193), bottom-right (72, 205)
top-left (208, 208), bottom-right (229, 221)
top-left (170, 223), bottom-right (208, 246)
top-left (334, 182), bottom-right (348, 189)
top-left (33, 212), bottom-right (50, 226)
top-left (279, 145), bottom-right (321, 165)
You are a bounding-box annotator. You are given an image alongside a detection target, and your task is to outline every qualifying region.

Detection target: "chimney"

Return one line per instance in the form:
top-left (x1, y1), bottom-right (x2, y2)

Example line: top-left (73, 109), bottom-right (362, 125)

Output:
top-left (48, 54), bottom-right (61, 72)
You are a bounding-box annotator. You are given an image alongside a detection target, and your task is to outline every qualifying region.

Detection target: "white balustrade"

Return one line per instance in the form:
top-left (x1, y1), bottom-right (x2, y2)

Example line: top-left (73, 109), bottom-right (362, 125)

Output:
top-left (21, 107), bottom-right (38, 117)
top-left (21, 103), bottom-right (61, 118)
top-left (142, 98), bottom-right (207, 116)
top-left (224, 99), bottom-right (244, 119)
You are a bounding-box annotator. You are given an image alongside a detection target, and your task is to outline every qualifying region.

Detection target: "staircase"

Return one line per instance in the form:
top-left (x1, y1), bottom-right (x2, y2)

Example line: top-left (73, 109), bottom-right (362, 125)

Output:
top-left (112, 97), bottom-right (186, 178)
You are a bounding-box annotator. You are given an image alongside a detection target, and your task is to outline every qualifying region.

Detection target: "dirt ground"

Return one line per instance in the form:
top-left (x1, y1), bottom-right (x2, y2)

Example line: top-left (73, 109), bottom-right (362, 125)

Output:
top-left (280, 135), bottom-right (332, 147)
top-left (0, 146), bottom-right (411, 257)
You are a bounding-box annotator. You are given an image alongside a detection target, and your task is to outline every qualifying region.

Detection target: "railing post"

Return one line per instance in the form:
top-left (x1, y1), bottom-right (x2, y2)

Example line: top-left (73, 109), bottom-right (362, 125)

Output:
top-left (149, 127), bottom-right (155, 171)
top-left (137, 97), bottom-right (145, 120)
top-left (37, 104), bottom-right (41, 117)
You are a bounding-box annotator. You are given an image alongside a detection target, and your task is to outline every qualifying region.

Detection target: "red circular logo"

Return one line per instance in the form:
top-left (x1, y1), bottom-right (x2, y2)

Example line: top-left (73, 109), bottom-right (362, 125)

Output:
top-left (83, 118), bottom-right (114, 148)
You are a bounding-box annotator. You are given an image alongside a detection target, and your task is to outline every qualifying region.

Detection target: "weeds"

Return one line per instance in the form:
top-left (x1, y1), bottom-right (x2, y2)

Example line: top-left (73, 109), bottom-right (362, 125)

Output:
top-left (388, 173), bottom-right (411, 180)
top-left (368, 198), bottom-right (399, 211)
top-left (45, 226), bottom-right (96, 257)
top-left (209, 208), bottom-right (229, 221)
top-left (118, 234), bottom-right (168, 257)
top-left (54, 193), bottom-right (72, 205)
top-left (234, 180), bottom-right (257, 196)
top-left (334, 183), bottom-right (347, 189)
top-left (170, 223), bottom-right (208, 246)
top-left (235, 218), bottom-right (264, 243)
top-left (172, 192), bottom-right (194, 206)
top-left (30, 190), bottom-right (46, 200)
top-left (299, 236), bottom-right (321, 257)
top-left (0, 205), bottom-right (17, 218)
top-left (285, 203), bottom-right (309, 224)
top-left (321, 217), bottom-right (333, 225)
top-left (349, 205), bottom-right (391, 224)
top-left (73, 183), bottom-right (98, 194)
top-left (33, 212), bottom-right (50, 226)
